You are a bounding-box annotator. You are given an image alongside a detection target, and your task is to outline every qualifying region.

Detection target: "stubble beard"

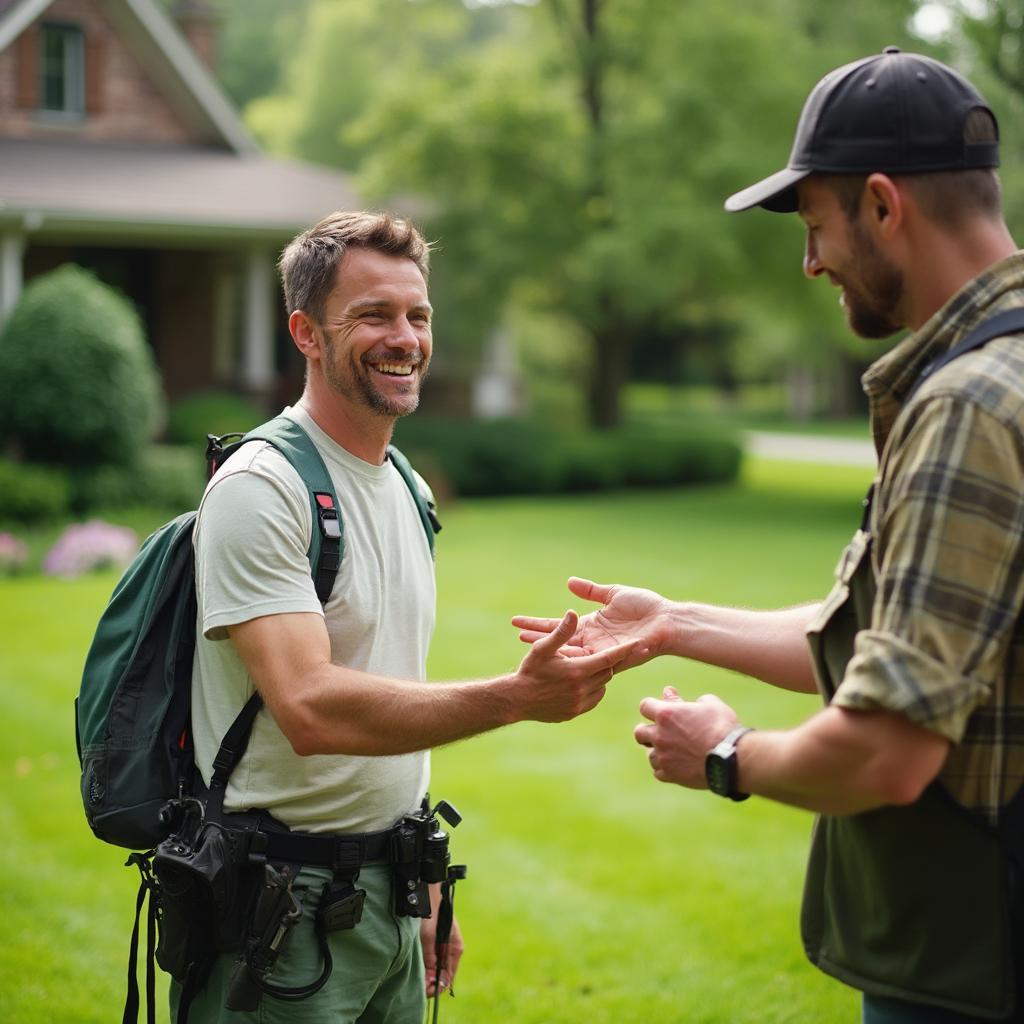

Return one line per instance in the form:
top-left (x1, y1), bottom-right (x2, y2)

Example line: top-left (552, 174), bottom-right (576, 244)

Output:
top-left (839, 220), bottom-right (905, 340)
top-left (322, 333), bottom-right (428, 419)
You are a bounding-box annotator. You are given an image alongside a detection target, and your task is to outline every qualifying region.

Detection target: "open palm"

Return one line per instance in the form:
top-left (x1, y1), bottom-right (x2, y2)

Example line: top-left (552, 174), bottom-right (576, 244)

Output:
top-left (512, 577), bottom-right (671, 670)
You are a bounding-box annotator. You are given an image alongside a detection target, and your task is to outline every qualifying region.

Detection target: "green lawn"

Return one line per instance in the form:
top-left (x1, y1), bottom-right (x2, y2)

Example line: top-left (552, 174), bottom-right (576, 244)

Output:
top-left (0, 457), bottom-right (873, 1023)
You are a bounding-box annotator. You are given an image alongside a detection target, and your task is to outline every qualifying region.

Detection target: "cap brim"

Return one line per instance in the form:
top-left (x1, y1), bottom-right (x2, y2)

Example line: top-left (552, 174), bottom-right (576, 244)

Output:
top-left (724, 167), bottom-right (809, 213)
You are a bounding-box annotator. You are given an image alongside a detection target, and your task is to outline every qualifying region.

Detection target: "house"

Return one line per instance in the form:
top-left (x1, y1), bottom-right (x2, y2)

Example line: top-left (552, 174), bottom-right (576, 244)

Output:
top-left (0, 0), bottom-right (361, 407)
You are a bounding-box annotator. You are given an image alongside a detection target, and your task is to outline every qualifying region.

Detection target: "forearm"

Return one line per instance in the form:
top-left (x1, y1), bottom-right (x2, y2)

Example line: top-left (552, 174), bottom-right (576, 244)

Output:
top-left (279, 664), bottom-right (521, 756)
top-left (233, 610), bottom-right (627, 756)
top-left (664, 601), bottom-right (821, 693)
top-left (735, 706), bottom-right (949, 815)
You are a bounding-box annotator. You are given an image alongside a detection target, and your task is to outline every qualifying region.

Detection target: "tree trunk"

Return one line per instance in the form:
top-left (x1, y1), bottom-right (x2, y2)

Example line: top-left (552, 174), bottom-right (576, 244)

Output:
top-left (588, 319), bottom-right (631, 428)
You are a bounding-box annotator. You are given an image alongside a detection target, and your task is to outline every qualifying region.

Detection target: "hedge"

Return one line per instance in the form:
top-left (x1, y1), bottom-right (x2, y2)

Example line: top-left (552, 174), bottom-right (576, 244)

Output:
top-left (392, 417), bottom-right (742, 497)
top-left (0, 458), bottom-right (72, 523)
top-left (166, 391), bottom-right (267, 445)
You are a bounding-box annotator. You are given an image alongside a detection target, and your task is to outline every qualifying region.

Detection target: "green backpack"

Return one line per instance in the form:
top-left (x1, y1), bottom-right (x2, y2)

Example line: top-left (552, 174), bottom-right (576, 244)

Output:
top-left (75, 415), bottom-right (439, 852)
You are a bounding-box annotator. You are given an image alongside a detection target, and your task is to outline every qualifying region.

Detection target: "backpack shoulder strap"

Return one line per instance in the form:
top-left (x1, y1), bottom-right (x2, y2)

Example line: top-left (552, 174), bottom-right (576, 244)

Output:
top-left (908, 306), bottom-right (1024, 403)
top-left (212, 415), bottom-right (343, 606)
top-left (387, 443), bottom-right (441, 553)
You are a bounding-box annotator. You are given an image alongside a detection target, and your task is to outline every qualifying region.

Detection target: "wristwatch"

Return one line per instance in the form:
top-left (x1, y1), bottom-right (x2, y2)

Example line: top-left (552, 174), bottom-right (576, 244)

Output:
top-left (705, 726), bottom-right (755, 802)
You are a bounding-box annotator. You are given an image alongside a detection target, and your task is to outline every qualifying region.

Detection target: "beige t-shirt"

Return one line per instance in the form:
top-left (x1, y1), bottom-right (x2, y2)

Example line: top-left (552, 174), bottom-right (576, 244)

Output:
top-left (190, 405), bottom-right (435, 833)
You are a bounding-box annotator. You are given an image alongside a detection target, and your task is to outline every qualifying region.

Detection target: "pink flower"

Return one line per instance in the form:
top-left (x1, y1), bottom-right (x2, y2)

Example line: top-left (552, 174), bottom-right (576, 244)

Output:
top-left (0, 532), bottom-right (28, 575)
top-left (42, 520), bottom-right (138, 578)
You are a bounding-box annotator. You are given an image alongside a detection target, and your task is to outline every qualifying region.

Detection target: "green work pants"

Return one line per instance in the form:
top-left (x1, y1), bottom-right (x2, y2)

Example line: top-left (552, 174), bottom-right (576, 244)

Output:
top-left (172, 863), bottom-right (425, 1023)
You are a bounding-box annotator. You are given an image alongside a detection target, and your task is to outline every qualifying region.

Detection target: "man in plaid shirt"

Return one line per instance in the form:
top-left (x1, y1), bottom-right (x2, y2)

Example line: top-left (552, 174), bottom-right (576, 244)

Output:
top-left (516, 49), bottom-right (1024, 1022)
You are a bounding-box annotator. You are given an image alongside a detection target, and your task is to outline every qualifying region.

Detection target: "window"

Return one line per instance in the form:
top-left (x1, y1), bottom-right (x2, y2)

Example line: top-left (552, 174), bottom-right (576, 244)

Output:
top-left (40, 23), bottom-right (84, 114)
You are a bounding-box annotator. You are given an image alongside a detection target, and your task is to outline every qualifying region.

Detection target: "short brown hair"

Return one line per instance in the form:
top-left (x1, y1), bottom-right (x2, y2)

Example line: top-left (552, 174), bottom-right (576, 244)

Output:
top-left (278, 211), bottom-right (432, 322)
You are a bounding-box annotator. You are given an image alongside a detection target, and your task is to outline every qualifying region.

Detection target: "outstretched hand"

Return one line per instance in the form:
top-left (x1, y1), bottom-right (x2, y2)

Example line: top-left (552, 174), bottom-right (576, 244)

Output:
top-left (511, 608), bottom-right (637, 722)
top-left (512, 577), bottom-right (671, 671)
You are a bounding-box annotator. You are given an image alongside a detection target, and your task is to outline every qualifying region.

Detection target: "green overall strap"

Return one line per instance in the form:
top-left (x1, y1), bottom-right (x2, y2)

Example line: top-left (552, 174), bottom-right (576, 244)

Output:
top-left (908, 306), bottom-right (1024, 402)
top-left (387, 444), bottom-right (441, 553)
top-left (858, 305), bottom-right (1024, 534)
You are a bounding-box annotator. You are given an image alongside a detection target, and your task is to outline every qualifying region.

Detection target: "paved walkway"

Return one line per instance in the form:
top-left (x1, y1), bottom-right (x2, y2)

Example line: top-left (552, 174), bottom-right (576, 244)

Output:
top-left (744, 430), bottom-right (876, 468)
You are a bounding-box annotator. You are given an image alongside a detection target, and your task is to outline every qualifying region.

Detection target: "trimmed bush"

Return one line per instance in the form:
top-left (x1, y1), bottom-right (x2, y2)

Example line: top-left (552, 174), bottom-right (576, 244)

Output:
top-left (0, 265), bottom-right (162, 468)
top-left (0, 458), bottom-right (72, 523)
top-left (558, 434), bottom-right (626, 492)
top-left (167, 391), bottom-right (267, 445)
top-left (69, 444), bottom-right (207, 514)
top-left (394, 416), bottom-right (742, 498)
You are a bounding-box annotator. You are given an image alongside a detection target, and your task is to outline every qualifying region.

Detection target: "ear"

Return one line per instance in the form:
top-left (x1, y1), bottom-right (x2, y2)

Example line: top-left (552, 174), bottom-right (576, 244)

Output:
top-left (863, 173), bottom-right (904, 239)
top-left (289, 310), bottom-right (322, 363)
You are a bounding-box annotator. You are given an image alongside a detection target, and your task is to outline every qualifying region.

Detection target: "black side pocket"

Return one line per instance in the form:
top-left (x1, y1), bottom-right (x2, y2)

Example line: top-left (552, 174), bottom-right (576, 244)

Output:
top-left (153, 824), bottom-right (259, 980)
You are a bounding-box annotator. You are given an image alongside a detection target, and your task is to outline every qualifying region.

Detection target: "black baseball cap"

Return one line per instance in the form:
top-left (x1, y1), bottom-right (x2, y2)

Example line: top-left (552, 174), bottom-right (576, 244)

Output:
top-left (725, 46), bottom-right (999, 213)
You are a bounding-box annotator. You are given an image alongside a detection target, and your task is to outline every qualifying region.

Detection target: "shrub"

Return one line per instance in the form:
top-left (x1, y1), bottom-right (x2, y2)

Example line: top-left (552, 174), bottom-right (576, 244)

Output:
top-left (69, 445), bottom-right (207, 514)
top-left (558, 434), bottom-right (626, 492)
top-left (166, 391), bottom-right (267, 445)
top-left (0, 265), bottom-right (162, 469)
top-left (394, 416), bottom-right (742, 497)
top-left (0, 458), bottom-right (72, 523)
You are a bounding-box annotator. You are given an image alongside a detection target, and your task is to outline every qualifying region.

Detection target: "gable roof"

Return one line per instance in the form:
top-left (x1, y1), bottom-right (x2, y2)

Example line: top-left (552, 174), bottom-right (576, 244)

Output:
top-left (0, 0), bottom-right (258, 154)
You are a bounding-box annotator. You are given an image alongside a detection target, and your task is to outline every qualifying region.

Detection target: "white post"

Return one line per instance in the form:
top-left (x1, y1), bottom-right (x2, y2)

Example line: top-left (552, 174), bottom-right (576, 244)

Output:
top-left (472, 328), bottom-right (521, 418)
top-left (241, 247), bottom-right (274, 393)
top-left (0, 232), bottom-right (25, 324)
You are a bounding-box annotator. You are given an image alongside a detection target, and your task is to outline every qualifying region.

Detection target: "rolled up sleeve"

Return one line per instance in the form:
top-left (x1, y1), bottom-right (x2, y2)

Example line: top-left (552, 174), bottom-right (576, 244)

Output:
top-left (832, 393), bottom-right (1024, 743)
top-left (835, 629), bottom-right (991, 741)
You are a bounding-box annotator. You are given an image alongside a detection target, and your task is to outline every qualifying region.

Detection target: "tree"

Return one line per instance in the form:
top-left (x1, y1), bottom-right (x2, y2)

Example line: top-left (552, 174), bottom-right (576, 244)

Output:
top-left (240, 0), bottom-right (920, 426)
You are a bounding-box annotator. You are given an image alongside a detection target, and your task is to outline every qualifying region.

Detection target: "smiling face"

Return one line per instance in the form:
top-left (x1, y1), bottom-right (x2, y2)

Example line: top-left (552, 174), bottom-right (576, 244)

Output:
top-left (798, 176), bottom-right (905, 339)
top-left (315, 247), bottom-right (433, 420)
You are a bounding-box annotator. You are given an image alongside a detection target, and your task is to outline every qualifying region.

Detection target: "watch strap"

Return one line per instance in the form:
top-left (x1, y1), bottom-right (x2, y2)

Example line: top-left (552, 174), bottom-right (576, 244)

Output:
top-left (707, 725), bottom-right (755, 802)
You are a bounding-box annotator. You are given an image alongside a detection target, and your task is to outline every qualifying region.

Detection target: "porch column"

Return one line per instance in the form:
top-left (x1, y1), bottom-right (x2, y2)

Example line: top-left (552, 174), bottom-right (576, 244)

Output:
top-left (0, 232), bottom-right (25, 324)
top-left (240, 246), bottom-right (275, 394)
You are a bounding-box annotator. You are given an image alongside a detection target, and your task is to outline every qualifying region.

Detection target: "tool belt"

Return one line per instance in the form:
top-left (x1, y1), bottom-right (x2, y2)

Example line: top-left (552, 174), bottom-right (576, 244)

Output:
top-left (125, 795), bottom-right (465, 1024)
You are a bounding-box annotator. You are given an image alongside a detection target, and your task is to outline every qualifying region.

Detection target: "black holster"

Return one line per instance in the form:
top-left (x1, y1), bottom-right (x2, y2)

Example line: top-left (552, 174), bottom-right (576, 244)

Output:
top-left (152, 818), bottom-right (262, 981)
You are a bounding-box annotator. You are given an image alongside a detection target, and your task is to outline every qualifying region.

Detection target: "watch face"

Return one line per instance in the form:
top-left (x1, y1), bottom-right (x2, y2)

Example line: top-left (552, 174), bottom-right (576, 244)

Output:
top-left (706, 754), bottom-right (730, 796)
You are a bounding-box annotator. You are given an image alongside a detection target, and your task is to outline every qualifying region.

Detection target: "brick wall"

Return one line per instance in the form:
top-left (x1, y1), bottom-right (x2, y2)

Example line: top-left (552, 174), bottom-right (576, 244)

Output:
top-left (0, 0), bottom-right (198, 144)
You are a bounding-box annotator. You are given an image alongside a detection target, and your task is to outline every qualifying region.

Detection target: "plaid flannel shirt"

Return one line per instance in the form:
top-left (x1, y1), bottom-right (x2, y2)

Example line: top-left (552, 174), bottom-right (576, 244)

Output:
top-left (831, 251), bottom-right (1024, 823)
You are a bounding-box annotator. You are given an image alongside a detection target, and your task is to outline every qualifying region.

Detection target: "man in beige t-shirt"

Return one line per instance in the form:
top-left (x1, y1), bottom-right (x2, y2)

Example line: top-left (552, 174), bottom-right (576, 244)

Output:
top-left (183, 211), bottom-right (636, 1024)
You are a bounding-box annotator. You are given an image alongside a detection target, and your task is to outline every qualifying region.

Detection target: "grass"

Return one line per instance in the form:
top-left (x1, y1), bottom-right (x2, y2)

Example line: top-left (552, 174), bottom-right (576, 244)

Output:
top-left (0, 456), bottom-right (874, 1023)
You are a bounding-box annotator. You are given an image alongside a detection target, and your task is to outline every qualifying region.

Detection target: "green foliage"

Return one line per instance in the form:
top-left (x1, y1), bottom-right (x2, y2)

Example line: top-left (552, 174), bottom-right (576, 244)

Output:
top-left (68, 445), bottom-right (206, 515)
top-left (393, 416), bottom-right (742, 497)
top-left (0, 265), bottom-right (162, 469)
top-left (166, 390), bottom-right (266, 445)
top-left (214, 0), bottom-right (314, 108)
top-left (0, 459), bottom-right (71, 523)
top-left (242, 0), bottom-right (921, 426)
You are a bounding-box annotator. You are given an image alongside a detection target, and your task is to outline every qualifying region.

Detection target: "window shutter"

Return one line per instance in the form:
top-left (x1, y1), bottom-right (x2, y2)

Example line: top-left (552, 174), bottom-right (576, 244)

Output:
top-left (85, 34), bottom-right (104, 115)
top-left (16, 27), bottom-right (38, 109)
